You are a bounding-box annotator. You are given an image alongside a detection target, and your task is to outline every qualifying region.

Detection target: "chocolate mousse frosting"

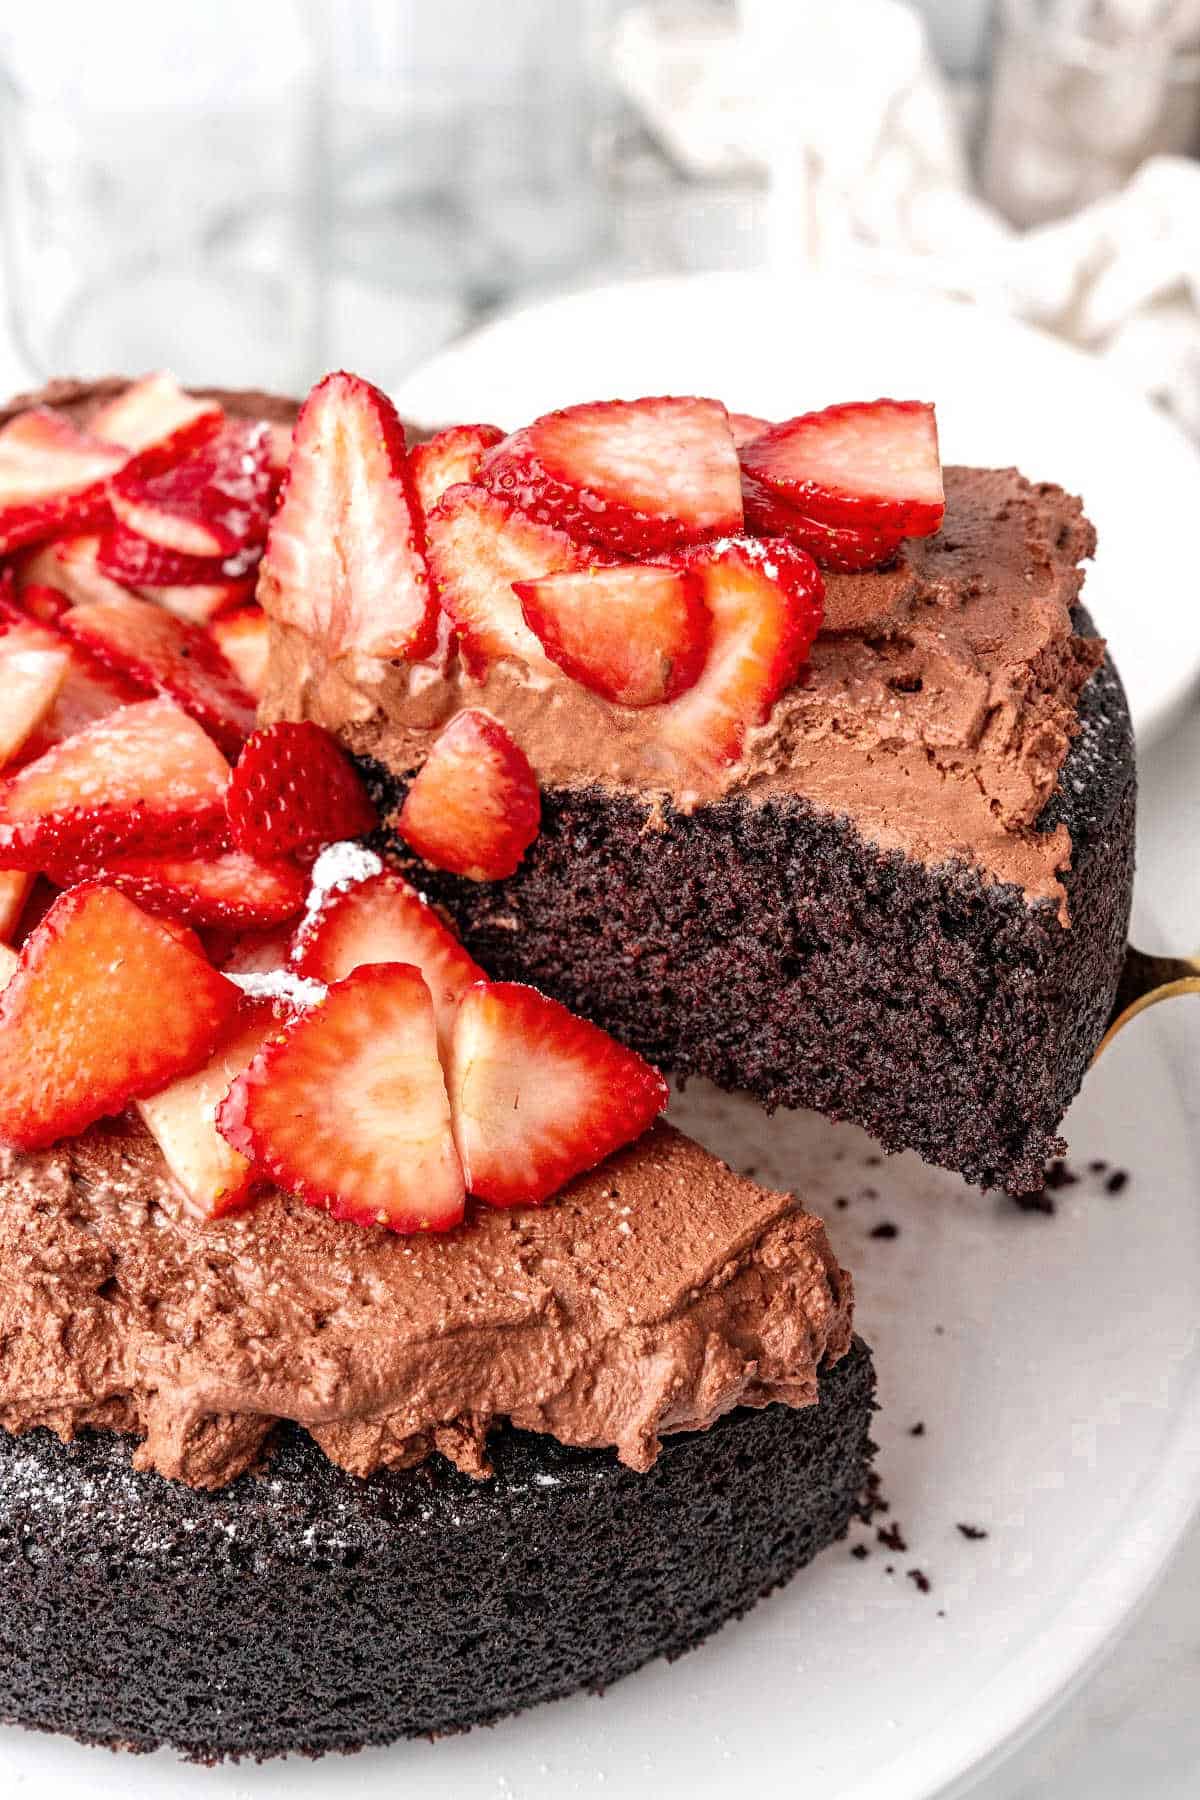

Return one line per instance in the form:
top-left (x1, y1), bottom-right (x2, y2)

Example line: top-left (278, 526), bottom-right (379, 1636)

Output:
top-left (0, 1121), bottom-right (853, 1491)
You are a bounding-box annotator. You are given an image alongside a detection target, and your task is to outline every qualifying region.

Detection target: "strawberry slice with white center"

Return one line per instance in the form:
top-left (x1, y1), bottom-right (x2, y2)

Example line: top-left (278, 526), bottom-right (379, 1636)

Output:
top-left (513, 563), bottom-right (709, 707)
top-left (0, 870), bottom-right (31, 941)
top-left (210, 606), bottom-right (270, 700)
top-left (0, 882), bottom-right (241, 1150)
top-left (0, 697), bottom-right (230, 870)
top-left (480, 396), bottom-right (743, 557)
top-left (137, 998), bottom-right (286, 1219)
top-left (109, 418), bottom-right (275, 558)
top-left (0, 939), bottom-right (15, 989)
top-left (258, 371), bottom-right (435, 662)
top-left (18, 532), bottom-right (133, 609)
top-left (48, 848), bottom-right (307, 930)
top-left (0, 646), bottom-right (70, 769)
top-left (424, 484), bottom-right (591, 675)
top-left (218, 962), bottom-right (465, 1233)
top-left (659, 537), bottom-right (824, 767)
top-left (219, 921), bottom-right (299, 976)
top-left (135, 574), bottom-right (256, 627)
top-left (398, 709), bottom-right (540, 882)
top-left (728, 411), bottom-right (773, 448)
top-left (96, 523), bottom-right (256, 591)
top-left (265, 422), bottom-right (292, 478)
top-left (741, 470), bottom-right (905, 572)
top-left (0, 596), bottom-right (145, 760)
top-left (740, 400), bottom-right (944, 537)
top-left (293, 867), bottom-right (484, 1057)
top-left (89, 373), bottom-right (223, 472)
top-left (410, 423), bottom-right (505, 519)
top-left (59, 591), bottom-right (256, 756)
top-left (0, 408), bottom-right (128, 555)
top-left (226, 721), bottom-right (377, 861)
top-left (447, 981), bottom-right (669, 1206)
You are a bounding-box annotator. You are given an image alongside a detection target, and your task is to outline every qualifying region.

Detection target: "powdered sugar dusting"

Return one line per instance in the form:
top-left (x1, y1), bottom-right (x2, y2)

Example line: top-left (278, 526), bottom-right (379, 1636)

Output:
top-left (302, 841), bottom-right (384, 928)
top-left (229, 969), bottom-right (327, 1009)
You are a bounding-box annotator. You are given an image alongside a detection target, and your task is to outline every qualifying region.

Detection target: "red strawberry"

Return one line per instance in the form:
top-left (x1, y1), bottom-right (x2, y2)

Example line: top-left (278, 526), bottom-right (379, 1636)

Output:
top-left (258, 371), bottom-right (435, 662)
top-left (398, 709), bottom-right (539, 882)
top-left (0, 408), bottom-right (127, 554)
top-left (0, 646), bottom-right (70, 769)
top-left (728, 411), bottom-right (772, 447)
top-left (109, 417), bottom-right (275, 558)
top-left (18, 532), bottom-right (132, 609)
top-left (96, 523), bottom-right (255, 590)
top-left (210, 606), bottom-right (270, 700)
top-left (0, 601), bottom-right (145, 760)
top-left (137, 998), bottom-right (286, 1218)
top-left (59, 591), bottom-right (256, 756)
top-left (226, 721), bottom-right (377, 861)
top-left (424, 483), bottom-right (590, 675)
top-left (49, 848), bottom-right (306, 930)
top-left (0, 870), bottom-right (31, 941)
top-left (218, 963), bottom-right (465, 1233)
top-left (0, 697), bottom-right (230, 870)
top-left (660, 537), bottom-right (824, 766)
top-left (265, 422), bottom-right (292, 477)
top-left (15, 582), bottom-right (71, 626)
top-left (293, 867), bottom-right (484, 1056)
top-left (0, 939), bottom-right (15, 988)
top-left (479, 396), bottom-right (743, 557)
top-left (410, 423), bottom-right (505, 519)
top-left (447, 980), bottom-right (668, 1206)
top-left (740, 400), bottom-right (944, 536)
top-left (514, 564), bottom-right (709, 707)
top-left (741, 470), bottom-right (904, 572)
top-left (134, 573), bottom-right (256, 626)
top-left (0, 883), bottom-right (240, 1150)
top-left (89, 373), bottom-right (223, 471)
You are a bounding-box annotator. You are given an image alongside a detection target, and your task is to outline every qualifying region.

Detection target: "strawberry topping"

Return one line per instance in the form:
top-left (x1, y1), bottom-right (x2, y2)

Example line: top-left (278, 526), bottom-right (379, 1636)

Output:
top-left (0, 870), bottom-right (31, 942)
top-left (109, 418), bottom-right (275, 558)
top-left (48, 848), bottom-right (307, 930)
top-left (0, 409), bottom-right (127, 554)
top-left (514, 563), bottom-right (709, 707)
top-left (447, 980), bottom-right (669, 1206)
top-left (398, 709), bottom-right (540, 882)
top-left (89, 372), bottom-right (223, 472)
top-left (0, 646), bottom-right (70, 770)
top-left (741, 471), bottom-right (905, 572)
top-left (410, 423), bottom-right (505, 519)
top-left (226, 721), bottom-right (377, 861)
top-left (96, 523), bottom-right (255, 590)
top-left (209, 606), bottom-right (270, 700)
top-left (740, 400), bottom-right (944, 536)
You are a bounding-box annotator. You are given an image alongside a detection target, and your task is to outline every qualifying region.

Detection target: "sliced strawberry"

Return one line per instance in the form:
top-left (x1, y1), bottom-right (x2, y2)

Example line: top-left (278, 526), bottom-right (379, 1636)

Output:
top-left (109, 418), bottom-right (275, 558)
top-left (258, 371), bottom-right (435, 662)
top-left (135, 573), bottom-right (256, 626)
top-left (514, 564), bottom-right (709, 707)
top-left (741, 470), bottom-right (904, 572)
top-left (0, 409), bottom-right (127, 554)
top-left (479, 396), bottom-right (743, 557)
top-left (740, 400), bottom-right (944, 536)
top-left (0, 600), bottom-right (145, 760)
top-left (18, 532), bottom-right (133, 609)
top-left (50, 848), bottom-right (306, 930)
top-left (0, 697), bottom-right (230, 870)
top-left (210, 606), bottom-right (270, 700)
top-left (137, 998), bottom-right (285, 1218)
top-left (0, 883), bottom-right (240, 1150)
top-left (96, 523), bottom-right (254, 590)
top-left (660, 537), bottom-right (824, 766)
top-left (219, 920), bottom-right (298, 977)
top-left (410, 423), bottom-right (505, 519)
top-left (0, 870), bottom-right (31, 941)
top-left (16, 582), bottom-right (71, 626)
top-left (0, 646), bottom-right (70, 769)
top-left (89, 373), bottom-right (223, 471)
top-left (226, 721), bottom-right (376, 861)
top-left (424, 484), bottom-right (591, 675)
top-left (218, 963), bottom-right (465, 1233)
top-left (0, 940), bottom-right (15, 989)
top-left (265, 422), bottom-right (292, 477)
top-left (728, 411), bottom-right (772, 447)
top-left (398, 709), bottom-right (539, 882)
top-left (59, 591), bottom-right (256, 755)
top-left (447, 981), bottom-right (668, 1206)
top-left (293, 868), bottom-right (484, 1056)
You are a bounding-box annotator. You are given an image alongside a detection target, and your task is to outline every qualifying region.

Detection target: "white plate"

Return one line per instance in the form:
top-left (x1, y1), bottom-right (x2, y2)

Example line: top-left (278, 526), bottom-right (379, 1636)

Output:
top-left (2, 994), bottom-right (1198, 1800)
top-left (394, 270), bottom-right (1200, 744)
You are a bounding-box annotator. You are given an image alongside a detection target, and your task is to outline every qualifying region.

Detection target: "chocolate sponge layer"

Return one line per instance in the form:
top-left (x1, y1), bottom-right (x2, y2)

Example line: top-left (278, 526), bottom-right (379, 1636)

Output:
top-left (0, 1341), bottom-right (874, 1761)
top-left (367, 619), bottom-right (1133, 1196)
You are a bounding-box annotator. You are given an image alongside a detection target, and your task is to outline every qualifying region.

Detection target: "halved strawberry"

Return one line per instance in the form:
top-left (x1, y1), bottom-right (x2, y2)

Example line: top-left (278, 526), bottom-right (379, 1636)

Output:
top-left (740, 400), bottom-right (944, 536)
top-left (96, 523), bottom-right (254, 590)
top-left (479, 396), bottom-right (743, 557)
top-left (293, 868), bottom-right (484, 1056)
top-left (50, 848), bottom-right (306, 930)
top-left (109, 418), bottom-right (275, 558)
top-left (728, 411), bottom-right (772, 447)
top-left (660, 537), bottom-right (824, 766)
top-left (741, 470), bottom-right (905, 572)
top-left (89, 373), bottom-right (223, 471)
top-left (424, 483), bottom-right (590, 674)
top-left (258, 371), bottom-right (435, 662)
top-left (210, 606), bottom-right (270, 699)
top-left (137, 998), bottom-right (285, 1218)
top-left (410, 423), bottom-right (505, 519)
top-left (18, 532), bottom-right (134, 609)
top-left (226, 721), bottom-right (377, 861)
top-left (398, 709), bottom-right (539, 882)
top-left (447, 980), bottom-right (668, 1206)
top-left (0, 870), bottom-right (31, 940)
top-left (0, 697), bottom-right (230, 870)
top-left (218, 963), bottom-right (465, 1233)
top-left (0, 408), bottom-right (127, 554)
top-left (0, 883), bottom-right (240, 1150)
top-left (514, 564), bottom-right (709, 707)
top-left (0, 647), bottom-right (70, 769)
top-left (59, 591), bottom-right (256, 756)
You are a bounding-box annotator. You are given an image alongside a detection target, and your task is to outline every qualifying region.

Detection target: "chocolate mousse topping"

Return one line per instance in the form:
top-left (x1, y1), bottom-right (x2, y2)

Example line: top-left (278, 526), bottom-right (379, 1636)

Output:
top-left (0, 1121), bottom-right (853, 1490)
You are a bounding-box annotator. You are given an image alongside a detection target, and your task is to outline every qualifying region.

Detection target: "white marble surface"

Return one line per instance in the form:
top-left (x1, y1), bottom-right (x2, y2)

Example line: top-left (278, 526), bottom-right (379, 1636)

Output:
top-left (964, 697), bottom-right (1200, 1798)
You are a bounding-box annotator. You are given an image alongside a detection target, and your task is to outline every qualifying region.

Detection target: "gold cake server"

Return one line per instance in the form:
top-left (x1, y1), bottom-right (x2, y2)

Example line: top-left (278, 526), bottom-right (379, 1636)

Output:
top-left (1095, 945), bottom-right (1200, 1059)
